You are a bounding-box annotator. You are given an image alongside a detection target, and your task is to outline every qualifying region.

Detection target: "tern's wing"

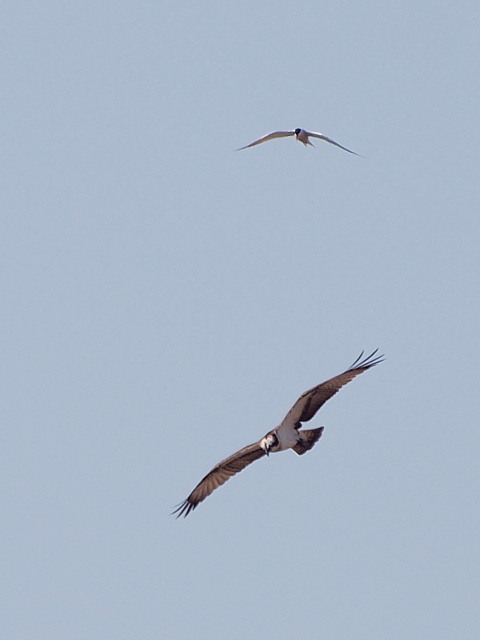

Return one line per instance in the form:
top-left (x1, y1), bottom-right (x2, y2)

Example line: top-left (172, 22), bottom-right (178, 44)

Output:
top-left (305, 130), bottom-right (360, 156)
top-left (280, 350), bottom-right (384, 429)
top-left (236, 130), bottom-right (295, 150)
top-left (173, 442), bottom-right (266, 517)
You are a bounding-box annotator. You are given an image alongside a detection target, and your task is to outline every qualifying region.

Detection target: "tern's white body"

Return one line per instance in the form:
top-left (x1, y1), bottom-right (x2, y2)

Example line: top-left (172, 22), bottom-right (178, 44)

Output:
top-left (295, 129), bottom-right (314, 146)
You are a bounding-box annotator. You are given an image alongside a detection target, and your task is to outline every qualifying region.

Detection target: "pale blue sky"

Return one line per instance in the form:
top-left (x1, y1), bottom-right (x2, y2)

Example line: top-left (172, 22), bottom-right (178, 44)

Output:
top-left (2, 2), bottom-right (480, 639)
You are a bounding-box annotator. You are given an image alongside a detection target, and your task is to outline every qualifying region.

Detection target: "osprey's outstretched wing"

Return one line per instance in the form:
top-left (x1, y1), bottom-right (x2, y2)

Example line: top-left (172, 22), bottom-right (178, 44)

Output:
top-left (173, 442), bottom-right (266, 518)
top-left (281, 350), bottom-right (384, 430)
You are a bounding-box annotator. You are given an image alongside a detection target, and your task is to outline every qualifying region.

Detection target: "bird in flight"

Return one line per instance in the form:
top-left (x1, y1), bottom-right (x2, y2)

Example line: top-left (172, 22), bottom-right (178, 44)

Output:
top-left (237, 127), bottom-right (359, 155)
top-left (173, 350), bottom-right (383, 517)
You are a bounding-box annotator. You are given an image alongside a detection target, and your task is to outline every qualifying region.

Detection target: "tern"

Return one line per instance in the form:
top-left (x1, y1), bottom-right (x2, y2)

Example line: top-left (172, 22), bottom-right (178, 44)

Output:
top-left (173, 350), bottom-right (383, 517)
top-left (237, 127), bottom-right (359, 155)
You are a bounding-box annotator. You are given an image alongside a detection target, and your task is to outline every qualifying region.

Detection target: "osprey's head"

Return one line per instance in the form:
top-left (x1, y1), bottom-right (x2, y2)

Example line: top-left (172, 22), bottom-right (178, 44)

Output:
top-left (260, 432), bottom-right (278, 456)
top-left (294, 128), bottom-right (301, 136)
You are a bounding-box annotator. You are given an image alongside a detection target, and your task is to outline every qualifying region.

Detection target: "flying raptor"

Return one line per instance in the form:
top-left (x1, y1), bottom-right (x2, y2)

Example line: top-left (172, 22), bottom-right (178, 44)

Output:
top-left (237, 127), bottom-right (359, 155)
top-left (173, 350), bottom-right (383, 517)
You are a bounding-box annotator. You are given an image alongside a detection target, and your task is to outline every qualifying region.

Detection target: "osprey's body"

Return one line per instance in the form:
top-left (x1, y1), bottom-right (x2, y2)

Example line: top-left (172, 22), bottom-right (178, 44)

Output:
top-left (260, 423), bottom-right (323, 455)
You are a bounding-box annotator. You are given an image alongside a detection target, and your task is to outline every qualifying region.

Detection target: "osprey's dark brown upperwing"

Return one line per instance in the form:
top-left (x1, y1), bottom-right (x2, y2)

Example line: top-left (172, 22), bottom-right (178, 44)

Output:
top-left (173, 442), bottom-right (266, 518)
top-left (282, 350), bottom-right (384, 430)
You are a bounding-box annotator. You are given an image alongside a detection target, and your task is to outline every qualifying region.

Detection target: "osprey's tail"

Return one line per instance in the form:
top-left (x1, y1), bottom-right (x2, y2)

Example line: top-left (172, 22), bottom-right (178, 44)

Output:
top-left (293, 427), bottom-right (324, 455)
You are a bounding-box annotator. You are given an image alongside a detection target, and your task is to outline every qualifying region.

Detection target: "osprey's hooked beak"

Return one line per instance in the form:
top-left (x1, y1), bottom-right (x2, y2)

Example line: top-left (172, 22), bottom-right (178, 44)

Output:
top-left (261, 437), bottom-right (270, 456)
top-left (261, 433), bottom-right (276, 457)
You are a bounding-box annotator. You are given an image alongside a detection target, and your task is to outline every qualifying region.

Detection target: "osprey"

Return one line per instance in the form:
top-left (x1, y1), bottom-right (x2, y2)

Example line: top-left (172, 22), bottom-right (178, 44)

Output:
top-left (173, 350), bottom-right (383, 517)
top-left (236, 127), bottom-right (359, 155)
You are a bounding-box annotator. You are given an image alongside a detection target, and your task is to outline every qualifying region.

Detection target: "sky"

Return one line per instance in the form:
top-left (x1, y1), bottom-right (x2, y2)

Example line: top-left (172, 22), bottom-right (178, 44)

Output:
top-left (2, 1), bottom-right (480, 638)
